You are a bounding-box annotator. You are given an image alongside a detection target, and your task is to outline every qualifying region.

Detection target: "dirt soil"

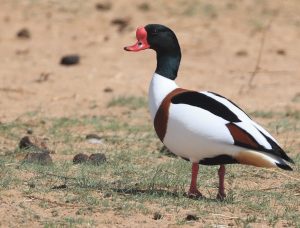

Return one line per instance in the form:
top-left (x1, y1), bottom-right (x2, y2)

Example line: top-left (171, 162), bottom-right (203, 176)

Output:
top-left (0, 0), bottom-right (299, 227)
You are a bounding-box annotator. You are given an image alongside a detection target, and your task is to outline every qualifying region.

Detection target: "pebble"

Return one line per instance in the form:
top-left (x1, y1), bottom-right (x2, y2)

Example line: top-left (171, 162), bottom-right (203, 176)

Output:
top-left (19, 136), bottom-right (50, 153)
top-left (16, 28), bottom-right (31, 39)
top-left (138, 3), bottom-right (150, 11)
top-left (153, 212), bottom-right (162, 220)
top-left (73, 153), bottom-right (89, 164)
top-left (60, 55), bottom-right (80, 66)
top-left (89, 153), bottom-right (107, 165)
top-left (23, 152), bottom-right (53, 165)
top-left (95, 2), bottom-right (111, 11)
top-left (185, 213), bottom-right (198, 221)
top-left (19, 136), bottom-right (35, 149)
top-left (86, 134), bottom-right (102, 144)
top-left (111, 18), bottom-right (130, 32)
top-left (235, 50), bottom-right (248, 57)
top-left (276, 49), bottom-right (286, 56)
top-left (51, 184), bottom-right (67, 189)
top-left (103, 87), bottom-right (113, 93)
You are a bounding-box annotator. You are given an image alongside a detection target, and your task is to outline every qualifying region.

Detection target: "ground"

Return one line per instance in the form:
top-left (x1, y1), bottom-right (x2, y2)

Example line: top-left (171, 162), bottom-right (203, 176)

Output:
top-left (0, 0), bottom-right (299, 227)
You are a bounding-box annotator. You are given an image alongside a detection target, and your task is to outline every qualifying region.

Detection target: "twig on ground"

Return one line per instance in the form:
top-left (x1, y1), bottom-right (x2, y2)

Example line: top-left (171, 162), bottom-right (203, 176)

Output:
top-left (26, 195), bottom-right (82, 208)
top-left (0, 87), bottom-right (35, 95)
top-left (51, 93), bottom-right (77, 101)
top-left (211, 214), bottom-right (239, 219)
top-left (258, 186), bottom-right (281, 191)
top-left (4, 163), bottom-right (18, 166)
top-left (239, 10), bottom-right (279, 93)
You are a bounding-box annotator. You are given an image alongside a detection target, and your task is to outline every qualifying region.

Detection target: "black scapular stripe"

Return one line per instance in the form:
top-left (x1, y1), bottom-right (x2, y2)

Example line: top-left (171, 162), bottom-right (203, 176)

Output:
top-left (208, 91), bottom-right (252, 120)
top-left (171, 91), bottom-right (241, 122)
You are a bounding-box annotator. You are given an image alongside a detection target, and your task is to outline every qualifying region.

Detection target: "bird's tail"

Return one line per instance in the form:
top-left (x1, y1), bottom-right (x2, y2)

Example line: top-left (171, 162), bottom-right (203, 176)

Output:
top-left (235, 150), bottom-right (293, 171)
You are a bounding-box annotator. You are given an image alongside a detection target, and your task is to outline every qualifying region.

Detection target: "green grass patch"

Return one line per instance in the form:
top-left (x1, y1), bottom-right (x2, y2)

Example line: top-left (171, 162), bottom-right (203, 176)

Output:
top-left (0, 104), bottom-right (299, 226)
top-left (107, 96), bottom-right (147, 110)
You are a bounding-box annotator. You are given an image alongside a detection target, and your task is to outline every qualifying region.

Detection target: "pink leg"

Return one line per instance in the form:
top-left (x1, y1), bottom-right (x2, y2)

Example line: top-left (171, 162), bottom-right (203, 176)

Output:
top-left (188, 163), bottom-right (203, 198)
top-left (217, 164), bottom-right (226, 200)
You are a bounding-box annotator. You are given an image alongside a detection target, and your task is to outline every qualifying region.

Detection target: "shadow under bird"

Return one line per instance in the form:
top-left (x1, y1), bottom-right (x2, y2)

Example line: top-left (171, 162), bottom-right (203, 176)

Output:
top-left (124, 24), bottom-right (294, 199)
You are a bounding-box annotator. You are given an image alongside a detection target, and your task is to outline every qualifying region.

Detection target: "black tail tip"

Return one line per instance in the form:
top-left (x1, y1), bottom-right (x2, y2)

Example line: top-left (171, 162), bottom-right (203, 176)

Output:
top-left (276, 163), bottom-right (293, 171)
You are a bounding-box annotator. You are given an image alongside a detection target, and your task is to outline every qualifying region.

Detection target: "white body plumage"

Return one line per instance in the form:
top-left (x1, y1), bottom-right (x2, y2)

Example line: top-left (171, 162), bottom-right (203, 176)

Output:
top-left (148, 73), bottom-right (289, 167)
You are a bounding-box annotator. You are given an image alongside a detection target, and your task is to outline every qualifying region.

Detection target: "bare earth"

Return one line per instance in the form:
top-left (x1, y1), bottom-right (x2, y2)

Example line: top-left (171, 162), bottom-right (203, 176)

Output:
top-left (0, 0), bottom-right (299, 227)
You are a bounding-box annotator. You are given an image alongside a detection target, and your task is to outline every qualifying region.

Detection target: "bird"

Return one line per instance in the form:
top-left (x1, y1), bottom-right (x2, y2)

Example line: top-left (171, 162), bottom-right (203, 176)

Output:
top-left (124, 24), bottom-right (294, 199)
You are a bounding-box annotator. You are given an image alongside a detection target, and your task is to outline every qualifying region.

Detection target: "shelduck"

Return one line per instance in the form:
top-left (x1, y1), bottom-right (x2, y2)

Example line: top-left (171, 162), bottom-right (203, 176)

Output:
top-left (124, 24), bottom-right (294, 199)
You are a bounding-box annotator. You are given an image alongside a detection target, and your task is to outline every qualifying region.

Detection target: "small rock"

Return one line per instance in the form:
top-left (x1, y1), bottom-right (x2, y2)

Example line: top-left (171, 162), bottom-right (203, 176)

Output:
top-left (19, 136), bottom-right (50, 153)
top-left (103, 87), bottom-right (113, 93)
top-left (103, 192), bottom-right (112, 198)
top-left (73, 153), bottom-right (89, 164)
top-left (4, 16), bottom-right (10, 23)
top-left (71, 35), bottom-right (77, 41)
top-left (16, 28), bottom-right (31, 39)
top-left (103, 35), bottom-right (109, 42)
top-left (235, 50), bottom-right (248, 57)
top-left (23, 152), bottom-right (53, 165)
top-left (276, 49), bottom-right (286, 56)
top-left (60, 55), bottom-right (80, 66)
top-left (95, 2), bottom-right (111, 11)
top-left (111, 18), bottom-right (130, 32)
top-left (19, 136), bottom-right (36, 150)
top-left (26, 129), bottom-right (33, 135)
top-left (35, 72), bottom-right (50, 83)
top-left (153, 212), bottom-right (162, 220)
top-left (28, 183), bottom-right (35, 188)
top-left (185, 214), bottom-right (198, 221)
top-left (51, 184), bottom-right (67, 189)
top-left (138, 3), bottom-right (150, 11)
top-left (75, 209), bottom-right (82, 215)
top-left (15, 49), bottom-right (29, 55)
top-left (86, 134), bottom-right (102, 144)
top-left (51, 210), bottom-right (59, 217)
top-left (89, 153), bottom-right (106, 165)
top-left (86, 134), bottom-right (102, 140)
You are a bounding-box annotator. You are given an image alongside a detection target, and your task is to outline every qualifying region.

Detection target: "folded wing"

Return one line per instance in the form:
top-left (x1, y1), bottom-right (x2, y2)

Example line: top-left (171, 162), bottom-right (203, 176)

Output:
top-left (170, 90), bottom-right (294, 168)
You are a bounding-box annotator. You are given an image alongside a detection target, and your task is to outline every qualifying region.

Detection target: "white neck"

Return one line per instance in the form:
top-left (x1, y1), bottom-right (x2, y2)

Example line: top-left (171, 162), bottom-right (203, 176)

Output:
top-left (148, 73), bottom-right (178, 121)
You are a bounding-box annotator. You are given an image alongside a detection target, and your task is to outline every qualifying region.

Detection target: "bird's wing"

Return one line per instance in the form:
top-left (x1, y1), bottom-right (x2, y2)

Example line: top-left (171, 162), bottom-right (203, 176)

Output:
top-left (170, 90), bottom-right (293, 164)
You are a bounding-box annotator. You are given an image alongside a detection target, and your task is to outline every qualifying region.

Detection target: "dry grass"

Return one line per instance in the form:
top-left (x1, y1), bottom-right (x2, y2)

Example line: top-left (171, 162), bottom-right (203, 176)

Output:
top-left (0, 98), bottom-right (299, 227)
